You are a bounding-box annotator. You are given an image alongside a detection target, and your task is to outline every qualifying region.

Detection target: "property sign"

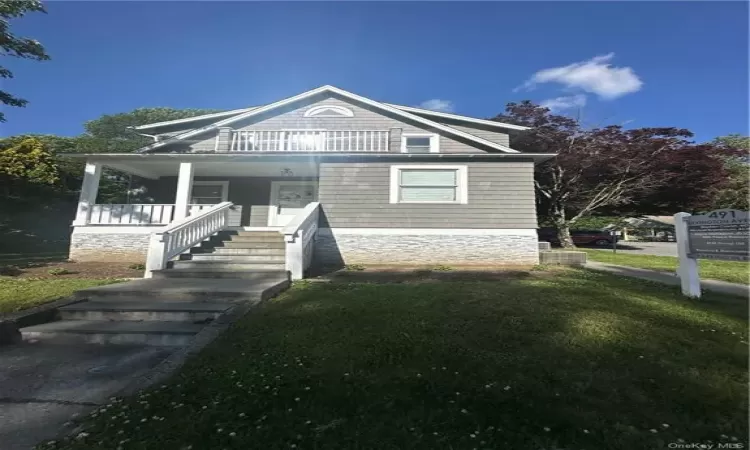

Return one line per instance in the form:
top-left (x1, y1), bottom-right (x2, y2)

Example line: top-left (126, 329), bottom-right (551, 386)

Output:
top-left (686, 209), bottom-right (749, 261)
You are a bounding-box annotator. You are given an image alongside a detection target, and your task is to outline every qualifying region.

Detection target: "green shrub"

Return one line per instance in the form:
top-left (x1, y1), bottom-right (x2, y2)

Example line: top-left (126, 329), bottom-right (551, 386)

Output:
top-left (0, 265), bottom-right (21, 276)
top-left (344, 264), bottom-right (366, 271)
top-left (47, 267), bottom-right (72, 276)
top-left (433, 265), bottom-right (453, 271)
top-left (128, 263), bottom-right (146, 271)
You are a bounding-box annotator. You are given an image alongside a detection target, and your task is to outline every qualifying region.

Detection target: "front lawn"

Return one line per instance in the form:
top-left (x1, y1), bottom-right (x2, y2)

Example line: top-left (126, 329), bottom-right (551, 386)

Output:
top-left (582, 249), bottom-right (749, 284)
top-left (42, 269), bottom-right (748, 450)
top-left (0, 278), bottom-right (120, 315)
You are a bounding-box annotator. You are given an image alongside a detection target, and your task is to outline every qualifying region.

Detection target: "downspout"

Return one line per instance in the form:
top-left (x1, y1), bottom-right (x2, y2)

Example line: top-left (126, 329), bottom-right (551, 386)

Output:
top-left (126, 126), bottom-right (160, 143)
top-left (136, 132), bottom-right (160, 143)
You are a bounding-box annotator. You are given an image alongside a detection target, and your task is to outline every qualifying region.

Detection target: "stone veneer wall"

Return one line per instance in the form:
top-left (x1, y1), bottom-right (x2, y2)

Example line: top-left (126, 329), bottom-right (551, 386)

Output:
top-left (314, 228), bottom-right (539, 266)
top-left (69, 228), bottom-right (159, 262)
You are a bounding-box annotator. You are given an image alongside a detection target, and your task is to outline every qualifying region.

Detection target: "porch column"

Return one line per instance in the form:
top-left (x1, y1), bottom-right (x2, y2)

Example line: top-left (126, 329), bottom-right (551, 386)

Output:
top-left (72, 162), bottom-right (102, 226)
top-left (173, 162), bottom-right (194, 221)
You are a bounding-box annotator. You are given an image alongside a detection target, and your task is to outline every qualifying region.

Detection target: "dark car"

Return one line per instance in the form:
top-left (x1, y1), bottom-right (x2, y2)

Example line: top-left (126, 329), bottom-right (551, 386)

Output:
top-left (538, 228), bottom-right (616, 247)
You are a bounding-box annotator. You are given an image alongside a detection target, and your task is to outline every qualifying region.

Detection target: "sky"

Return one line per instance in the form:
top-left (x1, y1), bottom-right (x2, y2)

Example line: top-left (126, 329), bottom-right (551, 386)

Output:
top-left (2, 1), bottom-right (748, 143)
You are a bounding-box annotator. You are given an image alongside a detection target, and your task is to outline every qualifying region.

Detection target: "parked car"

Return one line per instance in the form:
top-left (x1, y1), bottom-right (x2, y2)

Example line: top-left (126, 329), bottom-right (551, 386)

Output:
top-left (537, 228), bottom-right (616, 246)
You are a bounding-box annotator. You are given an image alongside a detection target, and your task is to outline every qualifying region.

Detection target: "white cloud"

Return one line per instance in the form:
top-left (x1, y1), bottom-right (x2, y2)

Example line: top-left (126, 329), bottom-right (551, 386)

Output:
top-left (540, 94), bottom-right (587, 112)
top-left (516, 53), bottom-right (643, 99)
top-left (417, 99), bottom-right (455, 113)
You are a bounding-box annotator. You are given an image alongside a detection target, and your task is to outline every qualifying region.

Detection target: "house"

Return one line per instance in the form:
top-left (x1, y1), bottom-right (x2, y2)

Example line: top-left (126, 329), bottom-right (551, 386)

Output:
top-left (66, 85), bottom-right (555, 279)
top-left (612, 216), bottom-right (676, 241)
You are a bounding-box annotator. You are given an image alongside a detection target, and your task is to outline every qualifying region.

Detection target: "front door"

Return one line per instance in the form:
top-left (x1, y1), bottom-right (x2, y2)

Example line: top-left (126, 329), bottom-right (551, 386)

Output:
top-left (268, 181), bottom-right (318, 227)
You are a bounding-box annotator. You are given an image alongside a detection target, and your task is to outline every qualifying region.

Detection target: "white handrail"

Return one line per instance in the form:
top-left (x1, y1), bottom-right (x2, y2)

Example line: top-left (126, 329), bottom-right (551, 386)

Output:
top-left (144, 201), bottom-right (234, 277)
top-left (283, 202), bottom-right (320, 280)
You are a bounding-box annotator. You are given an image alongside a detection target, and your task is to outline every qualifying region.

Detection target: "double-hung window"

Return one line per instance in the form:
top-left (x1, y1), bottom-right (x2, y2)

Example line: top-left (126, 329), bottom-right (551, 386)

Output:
top-left (389, 165), bottom-right (468, 204)
top-left (190, 181), bottom-right (229, 205)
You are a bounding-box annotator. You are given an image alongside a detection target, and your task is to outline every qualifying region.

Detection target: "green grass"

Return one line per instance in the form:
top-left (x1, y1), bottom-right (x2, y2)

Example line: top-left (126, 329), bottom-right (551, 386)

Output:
top-left (0, 278), bottom-right (119, 315)
top-left (582, 249), bottom-right (749, 284)
top-left (40, 269), bottom-right (748, 450)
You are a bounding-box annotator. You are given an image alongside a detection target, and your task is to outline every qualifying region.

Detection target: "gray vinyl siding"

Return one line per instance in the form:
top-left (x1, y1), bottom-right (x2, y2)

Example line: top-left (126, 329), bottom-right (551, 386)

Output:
top-left (318, 162), bottom-right (537, 229)
top-left (175, 94), bottom-right (490, 154)
top-left (448, 124), bottom-right (510, 147)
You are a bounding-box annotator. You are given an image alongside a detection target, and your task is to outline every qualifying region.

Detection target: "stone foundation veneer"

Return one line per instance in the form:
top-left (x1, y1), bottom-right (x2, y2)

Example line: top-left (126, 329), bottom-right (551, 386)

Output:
top-left (314, 228), bottom-right (539, 266)
top-left (69, 226), bottom-right (161, 262)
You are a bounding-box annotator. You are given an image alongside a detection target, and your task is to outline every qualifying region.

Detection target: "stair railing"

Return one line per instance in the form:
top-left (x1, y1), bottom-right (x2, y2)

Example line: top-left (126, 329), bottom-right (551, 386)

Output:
top-left (282, 202), bottom-right (320, 280)
top-left (144, 201), bottom-right (235, 278)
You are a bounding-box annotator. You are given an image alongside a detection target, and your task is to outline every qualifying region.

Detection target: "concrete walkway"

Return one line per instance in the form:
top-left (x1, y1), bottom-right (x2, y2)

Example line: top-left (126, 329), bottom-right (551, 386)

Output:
top-left (585, 261), bottom-right (749, 297)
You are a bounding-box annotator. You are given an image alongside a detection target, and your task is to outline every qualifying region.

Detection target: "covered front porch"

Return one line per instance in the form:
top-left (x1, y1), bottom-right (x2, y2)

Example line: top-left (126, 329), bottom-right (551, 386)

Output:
top-left (74, 157), bottom-right (321, 229)
top-left (70, 155), bottom-right (323, 280)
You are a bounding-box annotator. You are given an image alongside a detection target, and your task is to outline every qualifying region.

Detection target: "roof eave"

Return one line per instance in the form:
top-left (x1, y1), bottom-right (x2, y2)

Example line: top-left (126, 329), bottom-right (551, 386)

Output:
top-left (384, 103), bottom-right (531, 131)
top-left (133, 85), bottom-right (523, 155)
top-left (61, 152), bottom-right (556, 164)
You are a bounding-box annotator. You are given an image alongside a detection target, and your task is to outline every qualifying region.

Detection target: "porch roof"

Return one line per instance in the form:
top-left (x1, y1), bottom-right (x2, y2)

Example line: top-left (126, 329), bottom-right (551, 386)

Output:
top-left (62, 152), bottom-right (556, 178)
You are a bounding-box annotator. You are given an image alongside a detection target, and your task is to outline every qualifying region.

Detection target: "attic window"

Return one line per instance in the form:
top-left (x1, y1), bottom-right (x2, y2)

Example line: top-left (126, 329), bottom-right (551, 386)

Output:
top-left (303, 105), bottom-right (354, 118)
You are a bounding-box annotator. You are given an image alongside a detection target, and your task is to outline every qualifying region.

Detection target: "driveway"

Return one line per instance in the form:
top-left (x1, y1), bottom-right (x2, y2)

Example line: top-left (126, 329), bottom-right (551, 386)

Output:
top-left (0, 341), bottom-right (173, 450)
top-left (608, 241), bottom-right (677, 257)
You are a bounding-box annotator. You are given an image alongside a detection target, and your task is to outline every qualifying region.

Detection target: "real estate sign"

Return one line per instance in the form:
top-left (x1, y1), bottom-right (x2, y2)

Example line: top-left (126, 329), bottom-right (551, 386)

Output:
top-left (685, 209), bottom-right (749, 262)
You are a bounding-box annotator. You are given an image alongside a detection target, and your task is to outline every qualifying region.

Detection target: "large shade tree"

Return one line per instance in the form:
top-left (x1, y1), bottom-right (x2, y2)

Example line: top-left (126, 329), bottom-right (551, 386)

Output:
top-left (0, 108), bottom-right (222, 203)
top-left (74, 107), bottom-right (222, 153)
top-left (710, 135), bottom-right (749, 211)
top-left (0, 0), bottom-right (49, 122)
top-left (492, 101), bottom-right (735, 247)
top-left (0, 137), bottom-right (58, 198)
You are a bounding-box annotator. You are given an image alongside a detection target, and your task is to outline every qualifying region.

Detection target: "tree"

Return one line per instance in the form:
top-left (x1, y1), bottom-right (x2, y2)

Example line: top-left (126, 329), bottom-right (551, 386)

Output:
top-left (492, 102), bottom-right (733, 247)
top-left (0, 137), bottom-right (58, 198)
top-left (0, 0), bottom-right (49, 122)
top-left (74, 107), bottom-right (222, 153)
top-left (711, 135), bottom-right (749, 211)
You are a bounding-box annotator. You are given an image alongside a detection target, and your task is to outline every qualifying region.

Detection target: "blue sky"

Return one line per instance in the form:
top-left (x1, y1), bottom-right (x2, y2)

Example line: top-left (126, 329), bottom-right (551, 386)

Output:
top-left (2, 1), bottom-right (748, 142)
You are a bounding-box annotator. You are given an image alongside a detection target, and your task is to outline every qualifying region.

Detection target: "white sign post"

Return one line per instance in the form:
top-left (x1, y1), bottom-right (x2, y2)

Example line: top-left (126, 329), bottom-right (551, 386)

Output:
top-left (674, 209), bottom-right (750, 299)
top-left (674, 212), bottom-right (701, 298)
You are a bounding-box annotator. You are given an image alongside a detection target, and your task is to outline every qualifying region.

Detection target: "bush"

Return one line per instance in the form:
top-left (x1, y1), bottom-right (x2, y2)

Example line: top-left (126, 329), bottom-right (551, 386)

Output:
top-left (0, 265), bottom-right (21, 276)
top-left (433, 265), bottom-right (453, 271)
top-left (128, 263), bottom-right (146, 271)
top-left (344, 264), bottom-right (366, 271)
top-left (47, 267), bottom-right (72, 276)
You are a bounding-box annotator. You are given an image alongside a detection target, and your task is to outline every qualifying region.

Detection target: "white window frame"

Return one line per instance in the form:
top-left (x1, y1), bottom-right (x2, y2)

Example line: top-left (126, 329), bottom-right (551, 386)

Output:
top-left (303, 105), bottom-right (354, 118)
top-left (190, 181), bottom-right (229, 204)
top-left (389, 165), bottom-right (468, 205)
top-left (400, 133), bottom-right (440, 154)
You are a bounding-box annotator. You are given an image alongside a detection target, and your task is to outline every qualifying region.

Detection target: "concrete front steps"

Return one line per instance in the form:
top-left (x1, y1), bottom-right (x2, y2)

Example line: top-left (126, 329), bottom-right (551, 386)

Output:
top-left (22, 320), bottom-right (206, 346)
top-left (158, 230), bottom-right (288, 278)
top-left (20, 256), bottom-right (291, 346)
top-left (58, 300), bottom-right (231, 322)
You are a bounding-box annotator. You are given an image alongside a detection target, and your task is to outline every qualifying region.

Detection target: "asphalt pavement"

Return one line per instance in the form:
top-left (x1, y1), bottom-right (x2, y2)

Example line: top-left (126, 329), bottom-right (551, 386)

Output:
top-left (592, 241), bottom-right (678, 257)
top-left (0, 342), bottom-right (173, 450)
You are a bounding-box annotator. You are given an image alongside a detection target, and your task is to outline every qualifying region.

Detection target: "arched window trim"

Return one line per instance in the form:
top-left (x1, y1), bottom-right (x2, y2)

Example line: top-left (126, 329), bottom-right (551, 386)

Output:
top-left (303, 105), bottom-right (354, 118)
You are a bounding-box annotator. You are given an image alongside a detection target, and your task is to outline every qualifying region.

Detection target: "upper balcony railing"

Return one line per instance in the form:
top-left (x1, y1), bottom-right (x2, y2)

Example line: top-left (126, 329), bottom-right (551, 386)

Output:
top-left (229, 130), bottom-right (389, 152)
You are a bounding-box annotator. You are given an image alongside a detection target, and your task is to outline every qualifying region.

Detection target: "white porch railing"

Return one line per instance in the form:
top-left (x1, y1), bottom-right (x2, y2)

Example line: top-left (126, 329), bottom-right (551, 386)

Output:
top-left (229, 130), bottom-right (389, 152)
top-left (88, 204), bottom-right (175, 225)
top-left (282, 201), bottom-right (320, 280)
top-left (144, 201), bottom-right (234, 277)
top-left (86, 204), bottom-right (216, 225)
